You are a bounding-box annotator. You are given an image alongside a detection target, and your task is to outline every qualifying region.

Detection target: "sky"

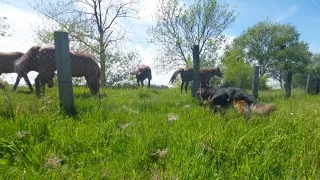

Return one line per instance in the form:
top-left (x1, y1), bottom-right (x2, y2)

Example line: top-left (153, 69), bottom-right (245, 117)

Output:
top-left (0, 0), bottom-right (320, 87)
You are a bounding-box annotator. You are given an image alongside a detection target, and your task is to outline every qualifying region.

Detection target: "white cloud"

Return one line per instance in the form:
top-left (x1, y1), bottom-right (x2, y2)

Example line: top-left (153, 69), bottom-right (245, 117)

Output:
top-left (0, 3), bottom-right (44, 85)
top-left (137, 0), bottom-right (158, 23)
top-left (0, 4), bottom-right (42, 52)
top-left (274, 4), bottom-right (299, 22)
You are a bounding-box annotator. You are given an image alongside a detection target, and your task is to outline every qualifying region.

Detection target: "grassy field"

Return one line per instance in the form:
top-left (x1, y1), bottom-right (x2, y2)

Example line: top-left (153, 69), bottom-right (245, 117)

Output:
top-left (0, 85), bottom-right (320, 179)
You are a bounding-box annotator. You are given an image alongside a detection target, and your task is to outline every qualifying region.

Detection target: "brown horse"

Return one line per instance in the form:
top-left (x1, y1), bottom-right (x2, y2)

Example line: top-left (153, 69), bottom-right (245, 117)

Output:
top-left (135, 65), bottom-right (152, 88)
top-left (0, 52), bottom-right (33, 91)
top-left (169, 67), bottom-right (222, 93)
top-left (14, 46), bottom-right (101, 96)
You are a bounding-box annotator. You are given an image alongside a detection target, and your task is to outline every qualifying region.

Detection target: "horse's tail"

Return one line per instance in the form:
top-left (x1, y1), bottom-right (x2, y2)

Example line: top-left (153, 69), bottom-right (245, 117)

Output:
top-left (148, 66), bottom-right (152, 80)
top-left (169, 68), bottom-right (184, 84)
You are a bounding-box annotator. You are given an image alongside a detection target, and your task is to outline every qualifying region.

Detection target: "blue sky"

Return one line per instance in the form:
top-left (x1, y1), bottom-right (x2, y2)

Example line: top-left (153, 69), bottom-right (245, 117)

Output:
top-left (223, 0), bottom-right (320, 53)
top-left (1, 0), bottom-right (320, 86)
top-left (5, 0), bottom-right (320, 52)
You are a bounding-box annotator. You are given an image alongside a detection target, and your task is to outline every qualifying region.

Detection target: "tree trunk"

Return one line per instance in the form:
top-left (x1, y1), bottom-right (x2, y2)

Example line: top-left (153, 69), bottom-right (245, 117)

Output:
top-left (283, 71), bottom-right (293, 98)
top-left (279, 73), bottom-right (283, 89)
top-left (99, 36), bottom-right (106, 87)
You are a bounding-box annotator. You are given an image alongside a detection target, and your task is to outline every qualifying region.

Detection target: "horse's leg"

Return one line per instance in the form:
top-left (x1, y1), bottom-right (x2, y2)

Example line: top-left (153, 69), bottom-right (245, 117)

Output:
top-left (137, 79), bottom-right (140, 86)
top-left (148, 78), bottom-right (151, 88)
top-left (35, 76), bottom-right (42, 97)
top-left (12, 74), bottom-right (22, 91)
top-left (141, 80), bottom-right (144, 87)
top-left (180, 81), bottom-right (185, 93)
top-left (41, 78), bottom-right (45, 95)
top-left (23, 75), bottom-right (33, 92)
top-left (185, 81), bottom-right (189, 93)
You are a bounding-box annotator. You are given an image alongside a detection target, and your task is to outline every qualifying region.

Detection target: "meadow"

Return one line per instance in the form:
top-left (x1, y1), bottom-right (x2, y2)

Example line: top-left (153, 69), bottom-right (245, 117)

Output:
top-left (0, 85), bottom-right (320, 179)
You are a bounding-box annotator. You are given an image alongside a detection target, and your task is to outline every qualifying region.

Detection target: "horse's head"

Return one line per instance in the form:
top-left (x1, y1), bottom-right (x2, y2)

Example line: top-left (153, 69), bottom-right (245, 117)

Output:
top-left (47, 79), bottom-right (54, 88)
top-left (196, 87), bottom-right (209, 102)
top-left (43, 73), bottom-right (55, 88)
top-left (24, 46), bottom-right (41, 62)
top-left (215, 67), bottom-right (223, 77)
top-left (87, 75), bottom-right (100, 95)
top-left (89, 81), bottom-right (100, 94)
top-left (134, 66), bottom-right (144, 79)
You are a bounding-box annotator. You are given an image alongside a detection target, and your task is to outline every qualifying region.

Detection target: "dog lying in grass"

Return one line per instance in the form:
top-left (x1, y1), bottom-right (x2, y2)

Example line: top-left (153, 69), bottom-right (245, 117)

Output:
top-left (196, 86), bottom-right (275, 119)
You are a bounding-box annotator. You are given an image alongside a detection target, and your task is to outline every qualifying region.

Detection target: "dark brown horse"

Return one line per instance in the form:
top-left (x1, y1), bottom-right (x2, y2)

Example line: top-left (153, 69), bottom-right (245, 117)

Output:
top-left (0, 52), bottom-right (33, 91)
top-left (169, 67), bottom-right (222, 93)
top-left (14, 46), bottom-right (101, 96)
top-left (135, 65), bottom-right (152, 88)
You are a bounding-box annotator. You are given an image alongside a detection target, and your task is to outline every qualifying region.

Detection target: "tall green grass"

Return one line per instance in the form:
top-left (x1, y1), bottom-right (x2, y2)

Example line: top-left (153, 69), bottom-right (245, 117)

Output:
top-left (0, 86), bottom-right (320, 179)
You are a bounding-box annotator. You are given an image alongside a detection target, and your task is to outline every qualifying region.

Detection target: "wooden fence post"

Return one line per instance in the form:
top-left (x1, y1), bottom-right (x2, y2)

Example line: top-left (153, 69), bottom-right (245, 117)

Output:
top-left (306, 74), bottom-right (320, 94)
top-left (54, 31), bottom-right (76, 115)
top-left (192, 45), bottom-right (200, 97)
top-left (283, 71), bottom-right (293, 98)
top-left (252, 65), bottom-right (259, 98)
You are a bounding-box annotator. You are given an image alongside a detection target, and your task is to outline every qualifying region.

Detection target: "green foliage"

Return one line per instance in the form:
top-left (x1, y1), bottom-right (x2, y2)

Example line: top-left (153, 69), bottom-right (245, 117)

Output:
top-left (259, 75), bottom-right (271, 90)
top-left (221, 45), bottom-right (253, 89)
top-left (292, 73), bottom-right (308, 89)
top-left (292, 53), bottom-right (320, 89)
top-left (105, 51), bottom-right (142, 85)
top-left (235, 19), bottom-right (312, 77)
top-left (1, 86), bottom-right (320, 179)
top-left (148, 0), bottom-right (236, 72)
top-left (186, 55), bottom-right (192, 68)
top-left (309, 53), bottom-right (320, 73)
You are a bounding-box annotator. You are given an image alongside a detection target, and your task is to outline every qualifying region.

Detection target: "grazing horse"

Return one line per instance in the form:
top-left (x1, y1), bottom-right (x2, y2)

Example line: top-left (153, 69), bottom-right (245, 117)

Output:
top-left (0, 52), bottom-right (33, 91)
top-left (135, 65), bottom-right (152, 88)
top-left (169, 67), bottom-right (222, 93)
top-left (14, 46), bottom-right (101, 96)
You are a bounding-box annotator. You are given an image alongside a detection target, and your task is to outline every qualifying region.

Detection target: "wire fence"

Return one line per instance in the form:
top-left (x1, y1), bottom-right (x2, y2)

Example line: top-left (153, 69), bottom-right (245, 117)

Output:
top-left (0, 16), bottom-right (271, 115)
top-left (0, 16), bottom-right (171, 114)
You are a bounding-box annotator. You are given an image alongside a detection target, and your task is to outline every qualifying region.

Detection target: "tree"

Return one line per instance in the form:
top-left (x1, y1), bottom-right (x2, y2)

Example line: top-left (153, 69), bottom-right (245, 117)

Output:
top-left (148, 0), bottom-right (236, 73)
top-left (105, 50), bottom-right (142, 85)
top-left (220, 44), bottom-right (254, 89)
top-left (235, 20), bottom-right (311, 77)
top-left (234, 20), bottom-right (311, 96)
top-left (309, 53), bottom-right (320, 73)
top-left (33, 0), bottom-right (140, 87)
top-left (35, 23), bottom-right (92, 53)
top-left (293, 53), bottom-right (320, 88)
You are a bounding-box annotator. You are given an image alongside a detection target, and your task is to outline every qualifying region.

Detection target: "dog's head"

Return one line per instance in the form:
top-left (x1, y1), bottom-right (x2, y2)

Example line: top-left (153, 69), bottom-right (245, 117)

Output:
top-left (196, 87), bottom-right (214, 102)
top-left (196, 87), bottom-right (204, 95)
